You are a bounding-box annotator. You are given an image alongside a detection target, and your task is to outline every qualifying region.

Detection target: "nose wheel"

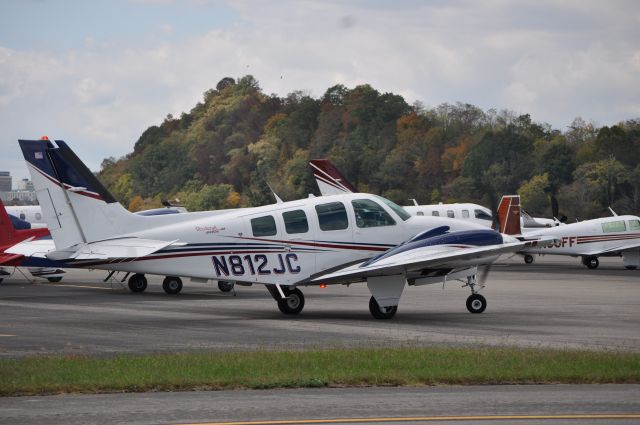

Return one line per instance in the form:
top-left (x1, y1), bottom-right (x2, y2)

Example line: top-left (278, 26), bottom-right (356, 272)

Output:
top-left (466, 293), bottom-right (487, 313)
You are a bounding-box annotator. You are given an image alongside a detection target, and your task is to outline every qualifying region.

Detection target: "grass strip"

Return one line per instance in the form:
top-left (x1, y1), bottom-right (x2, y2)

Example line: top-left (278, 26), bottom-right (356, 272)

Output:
top-left (1, 347), bottom-right (639, 396)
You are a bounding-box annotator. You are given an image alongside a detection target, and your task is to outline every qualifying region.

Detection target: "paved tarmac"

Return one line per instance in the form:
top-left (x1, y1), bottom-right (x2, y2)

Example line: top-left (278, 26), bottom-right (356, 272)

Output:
top-left (1, 256), bottom-right (639, 424)
top-left (0, 255), bottom-right (638, 357)
top-left (1, 385), bottom-right (639, 425)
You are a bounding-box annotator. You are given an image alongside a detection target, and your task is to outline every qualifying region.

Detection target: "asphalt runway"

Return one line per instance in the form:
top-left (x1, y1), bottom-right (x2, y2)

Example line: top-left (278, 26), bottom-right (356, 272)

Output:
top-left (1, 385), bottom-right (640, 425)
top-left (0, 255), bottom-right (638, 357)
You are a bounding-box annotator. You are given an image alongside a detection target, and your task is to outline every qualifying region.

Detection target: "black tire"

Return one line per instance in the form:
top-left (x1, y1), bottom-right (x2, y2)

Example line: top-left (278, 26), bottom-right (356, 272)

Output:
top-left (218, 281), bottom-right (235, 293)
top-left (128, 274), bottom-right (148, 293)
top-left (369, 296), bottom-right (398, 319)
top-left (277, 287), bottom-right (305, 315)
top-left (162, 276), bottom-right (183, 294)
top-left (47, 277), bottom-right (63, 283)
top-left (625, 265), bottom-right (637, 270)
top-left (524, 254), bottom-right (534, 264)
top-left (586, 257), bottom-right (599, 269)
top-left (466, 294), bottom-right (487, 314)
top-left (0, 279), bottom-right (3, 285)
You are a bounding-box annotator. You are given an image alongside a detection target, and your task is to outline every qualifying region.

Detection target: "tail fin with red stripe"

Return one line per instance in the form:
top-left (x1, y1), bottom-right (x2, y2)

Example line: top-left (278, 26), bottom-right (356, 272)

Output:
top-left (309, 159), bottom-right (358, 195)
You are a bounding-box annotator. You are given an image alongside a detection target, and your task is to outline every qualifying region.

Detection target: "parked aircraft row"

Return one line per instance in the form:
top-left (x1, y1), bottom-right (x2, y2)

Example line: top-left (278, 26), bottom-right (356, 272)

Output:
top-left (4, 138), bottom-right (561, 319)
top-left (309, 159), bottom-right (640, 270)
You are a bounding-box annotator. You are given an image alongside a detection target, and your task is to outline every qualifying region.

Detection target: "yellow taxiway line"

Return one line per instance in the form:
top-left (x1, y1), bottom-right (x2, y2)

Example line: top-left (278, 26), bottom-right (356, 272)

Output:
top-left (178, 413), bottom-right (640, 425)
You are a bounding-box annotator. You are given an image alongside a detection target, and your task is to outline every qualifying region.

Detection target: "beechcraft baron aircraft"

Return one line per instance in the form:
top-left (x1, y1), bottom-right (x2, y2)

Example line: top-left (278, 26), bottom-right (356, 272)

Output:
top-left (310, 159), bottom-right (560, 229)
top-left (498, 195), bottom-right (640, 270)
top-left (9, 139), bottom-right (554, 318)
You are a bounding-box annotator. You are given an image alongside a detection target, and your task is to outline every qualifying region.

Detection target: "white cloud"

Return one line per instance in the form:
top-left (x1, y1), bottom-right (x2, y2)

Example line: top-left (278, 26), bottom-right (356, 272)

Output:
top-left (0, 0), bottom-right (639, 181)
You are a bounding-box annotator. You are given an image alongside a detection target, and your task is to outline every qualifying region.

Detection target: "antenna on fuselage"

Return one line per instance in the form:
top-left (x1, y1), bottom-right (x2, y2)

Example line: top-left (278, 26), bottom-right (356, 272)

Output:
top-left (267, 184), bottom-right (283, 204)
top-left (608, 206), bottom-right (618, 217)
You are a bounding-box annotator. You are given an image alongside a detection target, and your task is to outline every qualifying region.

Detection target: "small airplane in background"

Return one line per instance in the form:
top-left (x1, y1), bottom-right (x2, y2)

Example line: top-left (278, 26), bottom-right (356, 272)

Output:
top-left (4, 205), bottom-right (47, 228)
top-left (8, 138), bottom-right (554, 318)
top-left (0, 198), bottom-right (65, 283)
top-left (309, 159), bottom-right (560, 229)
top-left (498, 195), bottom-right (640, 270)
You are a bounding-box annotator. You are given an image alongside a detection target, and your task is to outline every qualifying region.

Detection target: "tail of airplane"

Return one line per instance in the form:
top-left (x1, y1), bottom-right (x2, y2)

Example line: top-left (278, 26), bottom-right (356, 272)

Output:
top-left (0, 199), bottom-right (17, 246)
top-left (496, 195), bottom-right (522, 235)
top-left (18, 139), bottom-right (139, 250)
top-left (309, 159), bottom-right (358, 195)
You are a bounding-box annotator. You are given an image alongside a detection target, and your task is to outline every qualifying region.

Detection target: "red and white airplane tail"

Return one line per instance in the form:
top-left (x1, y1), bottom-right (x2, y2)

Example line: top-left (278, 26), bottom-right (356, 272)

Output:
top-left (0, 199), bottom-right (19, 247)
top-left (309, 159), bottom-right (357, 195)
top-left (496, 195), bottom-right (522, 235)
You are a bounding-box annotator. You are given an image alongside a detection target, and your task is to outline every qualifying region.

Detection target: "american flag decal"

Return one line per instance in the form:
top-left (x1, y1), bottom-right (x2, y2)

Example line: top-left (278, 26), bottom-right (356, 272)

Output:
top-left (35, 152), bottom-right (43, 159)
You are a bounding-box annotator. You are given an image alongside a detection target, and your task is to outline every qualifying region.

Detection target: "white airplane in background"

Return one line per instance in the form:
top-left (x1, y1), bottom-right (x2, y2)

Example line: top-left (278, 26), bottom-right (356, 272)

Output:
top-left (498, 195), bottom-right (640, 270)
top-left (4, 205), bottom-right (47, 228)
top-left (8, 138), bottom-right (554, 318)
top-left (310, 159), bottom-right (560, 229)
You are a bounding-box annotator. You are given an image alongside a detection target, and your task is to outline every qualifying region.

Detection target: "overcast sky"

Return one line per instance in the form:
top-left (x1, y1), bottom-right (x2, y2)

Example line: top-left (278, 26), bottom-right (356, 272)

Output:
top-left (1, 0), bottom-right (639, 185)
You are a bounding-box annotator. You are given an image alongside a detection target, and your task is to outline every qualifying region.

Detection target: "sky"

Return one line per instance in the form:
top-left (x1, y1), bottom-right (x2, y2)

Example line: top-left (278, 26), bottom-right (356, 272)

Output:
top-left (1, 0), bottom-right (639, 186)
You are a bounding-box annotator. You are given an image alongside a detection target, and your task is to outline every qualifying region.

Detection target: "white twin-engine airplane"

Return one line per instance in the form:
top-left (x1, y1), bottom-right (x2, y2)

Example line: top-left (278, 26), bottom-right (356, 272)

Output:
top-left (10, 139), bottom-right (554, 319)
top-left (498, 195), bottom-right (640, 270)
top-left (310, 159), bottom-right (561, 229)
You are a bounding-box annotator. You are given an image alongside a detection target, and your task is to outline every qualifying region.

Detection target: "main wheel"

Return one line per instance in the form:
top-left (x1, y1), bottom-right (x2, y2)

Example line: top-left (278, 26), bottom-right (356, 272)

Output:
top-left (47, 276), bottom-right (63, 283)
top-left (162, 276), bottom-right (183, 294)
top-left (218, 281), bottom-right (235, 293)
top-left (524, 254), bottom-right (534, 264)
top-left (128, 274), bottom-right (148, 293)
top-left (625, 265), bottom-right (637, 270)
top-left (466, 294), bottom-right (487, 314)
top-left (369, 296), bottom-right (398, 319)
top-left (0, 279), bottom-right (3, 285)
top-left (586, 257), bottom-right (599, 269)
top-left (277, 288), bottom-right (305, 315)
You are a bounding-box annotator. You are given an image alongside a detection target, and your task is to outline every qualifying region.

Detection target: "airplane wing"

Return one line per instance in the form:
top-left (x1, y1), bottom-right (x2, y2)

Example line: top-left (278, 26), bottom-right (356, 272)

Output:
top-left (7, 237), bottom-right (179, 261)
top-left (582, 241), bottom-right (640, 256)
top-left (310, 241), bottom-right (530, 285)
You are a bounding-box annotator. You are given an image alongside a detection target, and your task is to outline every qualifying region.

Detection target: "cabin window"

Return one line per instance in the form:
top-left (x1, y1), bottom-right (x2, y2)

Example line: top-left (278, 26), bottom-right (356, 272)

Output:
top-left (447, 210), bottom-right (455, 218)
top-left (282, 210), bottom-right (309, 234)
top-left (316, 202), bottom-right (348, 231)
top-left (416, 211), bottom-right (424, 216)
top-left (251, 215), bottom-right (277, 237)
top-left (432, 211), bottom-right (439, 216)
top-left (35, 213), bottom-right (42, 221)
top-left (462, 209), bottom-right (470, 218)
top-left (20, 213), bottom-right (25, 220)
top-left (601, 220), bottom-right (626, 233)
top-left (352, 199), bottom-right (396, 228)
top-left (628, 219), bottom-right (640, 231)
top-left (475, 209), bottom-right (492, 221)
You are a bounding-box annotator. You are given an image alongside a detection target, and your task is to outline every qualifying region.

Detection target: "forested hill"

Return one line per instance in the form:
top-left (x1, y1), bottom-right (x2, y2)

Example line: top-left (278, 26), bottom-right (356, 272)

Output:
top-left (98, 75), bottom-right (640, 220)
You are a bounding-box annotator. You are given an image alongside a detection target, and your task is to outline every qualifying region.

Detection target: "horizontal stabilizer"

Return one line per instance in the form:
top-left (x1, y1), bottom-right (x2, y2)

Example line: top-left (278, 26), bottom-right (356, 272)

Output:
top-left (6, 238), bottom-right (56, 258)
top-left (44, 237), bottom-right (179, 260)
top-left (0, 252), bottom-right (24, 266)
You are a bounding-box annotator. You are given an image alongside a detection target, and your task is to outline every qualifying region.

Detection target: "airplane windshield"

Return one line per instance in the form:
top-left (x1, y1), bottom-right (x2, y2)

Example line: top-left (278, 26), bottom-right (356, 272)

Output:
top-left (374, 195), bottom-right (411, 221)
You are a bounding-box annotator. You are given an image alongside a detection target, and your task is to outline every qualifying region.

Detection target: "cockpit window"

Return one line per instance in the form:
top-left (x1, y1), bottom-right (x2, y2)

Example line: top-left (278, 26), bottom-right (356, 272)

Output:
top-left (373, 195), bottom-right (411, 221)
top-left (316, 202), bottom-right (349, 231)
top-left (352, 199), bottom-right (396, 228)
top-left (627, 219), bottom-right (640, 231)
top-left (602, 220), bottom-right (626, 233)
top-left (474, 209), bottom-right (492, 221)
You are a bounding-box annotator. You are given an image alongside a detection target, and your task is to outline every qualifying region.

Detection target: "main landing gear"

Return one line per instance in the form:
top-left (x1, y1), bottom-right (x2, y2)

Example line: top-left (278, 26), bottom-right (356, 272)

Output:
top-left (128, 273), bottom-right (148, 293)
top-left (463, 275), bottom-right (487, 314)
top-left (162, 276), bottom-right (183, 294)
top-left (218, 281), bottom-right (235, 293)
top-left (582, 256), bottom-right (599, 269)
top-left (369, 296), bottom-right (398, 319)
top-left (523, 254), bottom-right (534, 264)
top-left (267, 285), bottom-right (305, 315)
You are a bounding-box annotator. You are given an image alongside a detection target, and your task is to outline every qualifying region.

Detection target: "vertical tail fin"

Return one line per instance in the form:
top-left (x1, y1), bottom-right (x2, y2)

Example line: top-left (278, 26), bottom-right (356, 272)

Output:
top-left (0, 199), bottom-right (17, 246)
top-left (309, 159), bottom-right (358, 195)
top-left (497, 195), bottom-right (522, 235)
top-left (18, 139), bottom-right (135, 249)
